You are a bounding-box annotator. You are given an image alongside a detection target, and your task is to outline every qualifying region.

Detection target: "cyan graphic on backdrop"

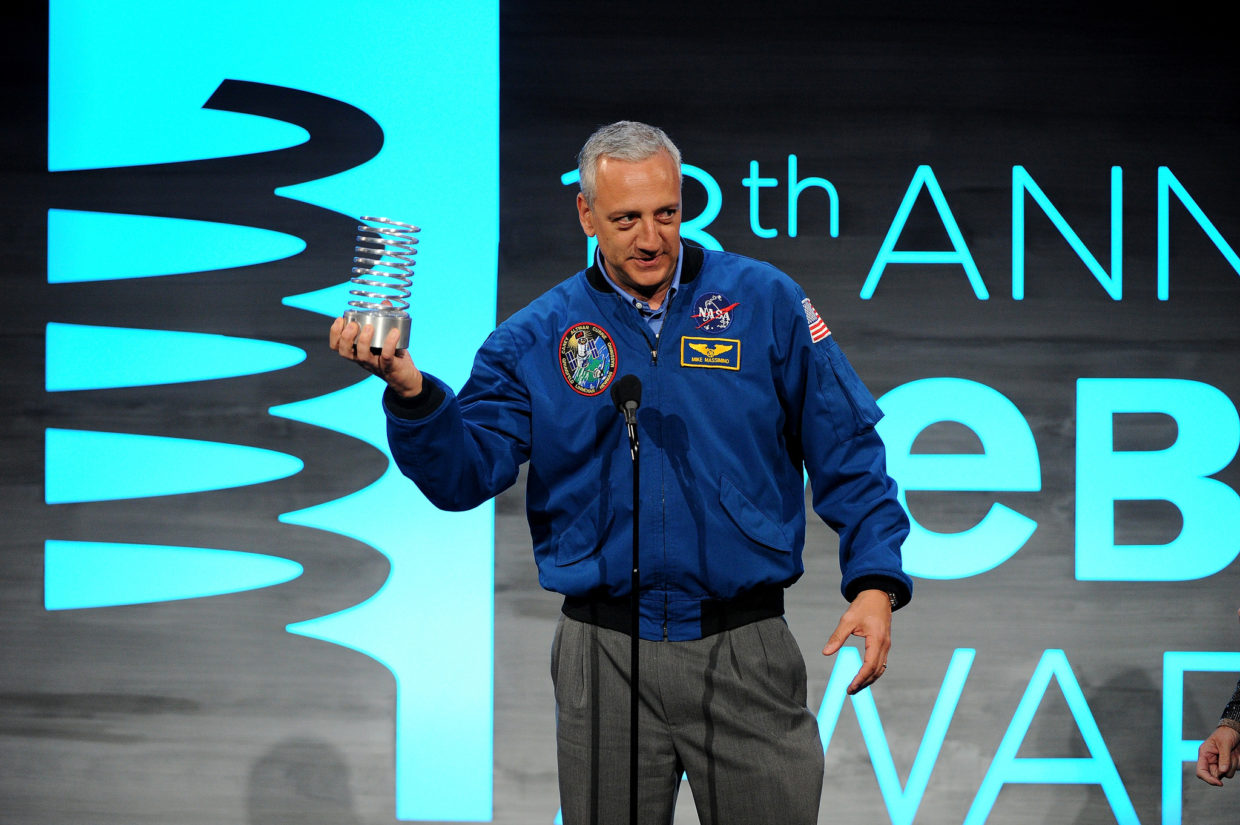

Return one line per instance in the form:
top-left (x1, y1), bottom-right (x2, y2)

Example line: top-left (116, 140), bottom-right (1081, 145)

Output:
top-left (44, 429), bottom-right (303, 504)
top-left (46, 323), bottom-right (306, 391)
top-left (45, 541), bottom-right (303, 610)
top-left (48, 1), bottom-right (499, 820)
top-left (46, 209), bottom-right (307, 281)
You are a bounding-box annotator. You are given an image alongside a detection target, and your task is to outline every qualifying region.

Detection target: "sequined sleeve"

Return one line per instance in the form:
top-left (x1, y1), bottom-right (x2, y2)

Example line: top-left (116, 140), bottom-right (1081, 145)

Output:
top-left (1220, 679), bottom-right (1240, 733)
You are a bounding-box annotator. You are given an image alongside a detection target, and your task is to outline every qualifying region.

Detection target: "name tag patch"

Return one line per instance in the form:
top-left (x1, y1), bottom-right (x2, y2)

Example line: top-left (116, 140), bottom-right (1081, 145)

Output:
top-left (680, 336), bottom-right (740, 370)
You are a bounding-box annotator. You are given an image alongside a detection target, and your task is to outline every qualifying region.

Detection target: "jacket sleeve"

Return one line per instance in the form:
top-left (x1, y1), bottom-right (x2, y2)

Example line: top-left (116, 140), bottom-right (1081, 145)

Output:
top-left (385, 325), bottom-right (531, 511)
top-left (783, 292), bottom-right (913, 608)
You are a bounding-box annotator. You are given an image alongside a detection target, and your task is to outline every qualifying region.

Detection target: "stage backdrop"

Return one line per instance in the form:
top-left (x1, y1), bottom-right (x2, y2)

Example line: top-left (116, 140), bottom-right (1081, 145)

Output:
top-left (3, 2), bottom-right (1238, 824)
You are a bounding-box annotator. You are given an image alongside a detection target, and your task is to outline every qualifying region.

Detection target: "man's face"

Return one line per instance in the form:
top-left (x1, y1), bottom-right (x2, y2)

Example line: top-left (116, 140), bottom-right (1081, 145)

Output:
top-left (576, 150), bottom-right (681, 305)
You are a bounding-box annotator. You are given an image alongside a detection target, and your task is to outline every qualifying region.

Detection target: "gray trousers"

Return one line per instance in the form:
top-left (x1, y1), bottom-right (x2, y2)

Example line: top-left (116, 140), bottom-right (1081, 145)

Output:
top-left (551, 615), bottom-right (825, 825)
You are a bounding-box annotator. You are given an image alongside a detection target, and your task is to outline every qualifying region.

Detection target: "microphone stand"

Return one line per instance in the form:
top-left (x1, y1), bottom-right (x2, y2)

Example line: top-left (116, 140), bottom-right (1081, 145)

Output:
top-left (623, 400), bottom-right (640, 825)
top-left (612, 376), bottom-right (642, 825)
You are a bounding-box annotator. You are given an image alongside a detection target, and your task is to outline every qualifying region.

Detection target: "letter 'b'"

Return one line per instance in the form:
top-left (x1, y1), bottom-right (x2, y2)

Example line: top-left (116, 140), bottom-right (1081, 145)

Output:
top-left (1076, 378), bottom-right (1240, 580)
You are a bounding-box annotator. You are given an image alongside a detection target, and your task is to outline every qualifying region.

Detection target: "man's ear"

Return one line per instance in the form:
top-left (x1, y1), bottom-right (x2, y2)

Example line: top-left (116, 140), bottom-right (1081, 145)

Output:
top-left (576, 192), bottom-right (596, 237)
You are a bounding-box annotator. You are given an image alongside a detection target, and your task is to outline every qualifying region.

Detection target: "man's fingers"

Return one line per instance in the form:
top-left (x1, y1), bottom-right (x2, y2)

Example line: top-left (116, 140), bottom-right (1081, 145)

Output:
top-left (380, 327), bottom-right (402, 363)
top-left (848, 666), bottom-right (877, 695)
top-left (1196, 735), bottom-right (1234, 785)
top-left (822, 610), bottom-right (864, 656)
top-left (336, 319), bottom-right (367, 358)
top-left (356, 322), bottom-right (377, 352)
top-left (824, 623), bottom-right (890, 694)
top-left (334, 319), bottom-right (356, 354)
top-left (331, 318), bottom-right (390, 376)
top-left (848, 662), bottom-right (886, 695)
top-left (1197, 763), bottom-right (1223, 786)
top-left (848, 641), bottom-right (890, 695)
top-left (859, 645), bottom-right (884, 677)
top-left (1195, 750), bottom-right (1215, 784)
top-left (821, 625), bottom-right (849, 656)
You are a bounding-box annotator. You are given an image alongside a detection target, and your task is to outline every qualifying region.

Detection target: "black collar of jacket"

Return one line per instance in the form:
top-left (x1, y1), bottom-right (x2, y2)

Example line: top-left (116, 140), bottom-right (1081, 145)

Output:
top-left (585, 238), bottom-right (705, 294)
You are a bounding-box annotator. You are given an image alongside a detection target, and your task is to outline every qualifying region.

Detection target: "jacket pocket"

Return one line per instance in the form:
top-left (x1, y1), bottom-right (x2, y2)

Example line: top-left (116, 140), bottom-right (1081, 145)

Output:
top-left (553, 501), bottom-right (614, 566)
top-left (819, 337), bottom-right (882, 438)
top-left (719, 475), bottom-right (794, 554)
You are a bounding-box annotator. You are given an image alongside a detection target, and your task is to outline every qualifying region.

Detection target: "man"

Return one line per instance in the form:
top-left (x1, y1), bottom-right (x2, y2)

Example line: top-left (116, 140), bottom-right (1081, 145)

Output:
top-left (330, 121), bottom-right (912, 824)
top-left (1197, 609), bottom-right (1240, 788)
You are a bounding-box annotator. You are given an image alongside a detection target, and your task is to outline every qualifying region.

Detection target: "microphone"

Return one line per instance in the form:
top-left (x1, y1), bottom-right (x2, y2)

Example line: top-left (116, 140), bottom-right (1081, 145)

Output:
top-left (611, 374), bottom-right (642, 421)
top-left (611, 375), bottom-right (642, 458)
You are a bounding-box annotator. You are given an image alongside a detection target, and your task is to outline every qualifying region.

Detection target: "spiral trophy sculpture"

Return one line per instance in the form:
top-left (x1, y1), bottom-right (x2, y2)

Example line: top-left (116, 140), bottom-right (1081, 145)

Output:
top-left (342, 216), bottom-right (419, 351)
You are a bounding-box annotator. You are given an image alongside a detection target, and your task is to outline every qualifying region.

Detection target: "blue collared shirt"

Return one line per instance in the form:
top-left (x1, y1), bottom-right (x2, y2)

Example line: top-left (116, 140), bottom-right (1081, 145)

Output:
top-left (597, 242), bottom-right (684, 336)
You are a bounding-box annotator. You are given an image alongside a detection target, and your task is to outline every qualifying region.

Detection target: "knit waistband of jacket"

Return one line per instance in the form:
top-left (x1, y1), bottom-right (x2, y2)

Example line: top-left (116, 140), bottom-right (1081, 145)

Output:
top-left (561, 584), bottom-right (786, 639)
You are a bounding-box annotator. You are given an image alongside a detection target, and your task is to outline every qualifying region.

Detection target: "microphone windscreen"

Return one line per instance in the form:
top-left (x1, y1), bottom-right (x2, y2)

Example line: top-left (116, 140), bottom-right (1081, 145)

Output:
top-left (611, 374), bottom-right (642, 410)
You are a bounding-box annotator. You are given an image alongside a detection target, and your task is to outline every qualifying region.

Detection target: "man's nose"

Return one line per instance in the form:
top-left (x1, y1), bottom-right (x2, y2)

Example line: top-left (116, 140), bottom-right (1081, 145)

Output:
top-left (636, 217), bottom-right (659, 249)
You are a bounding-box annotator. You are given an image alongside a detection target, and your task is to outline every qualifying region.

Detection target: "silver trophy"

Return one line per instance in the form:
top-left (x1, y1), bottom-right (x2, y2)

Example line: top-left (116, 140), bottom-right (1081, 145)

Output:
top-left (343, 216), bottom-right (419, 351)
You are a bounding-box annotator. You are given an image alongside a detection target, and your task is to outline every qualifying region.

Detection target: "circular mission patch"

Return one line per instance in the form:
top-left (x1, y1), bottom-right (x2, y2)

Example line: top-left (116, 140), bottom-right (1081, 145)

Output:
top-left (691, 291), bottom-right (738, 332)
top-left (559, 322), bottom-right (618, 396)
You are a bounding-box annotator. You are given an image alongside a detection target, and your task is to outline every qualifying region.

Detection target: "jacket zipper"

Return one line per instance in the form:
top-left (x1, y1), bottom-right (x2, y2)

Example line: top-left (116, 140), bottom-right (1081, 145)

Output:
top-left (650, 286), bottom-right (676, 365)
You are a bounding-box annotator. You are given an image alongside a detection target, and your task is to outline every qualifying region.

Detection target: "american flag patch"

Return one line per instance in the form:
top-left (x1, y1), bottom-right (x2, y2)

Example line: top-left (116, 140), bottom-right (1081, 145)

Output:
top-left (801, 298), bottom-right (831, 343)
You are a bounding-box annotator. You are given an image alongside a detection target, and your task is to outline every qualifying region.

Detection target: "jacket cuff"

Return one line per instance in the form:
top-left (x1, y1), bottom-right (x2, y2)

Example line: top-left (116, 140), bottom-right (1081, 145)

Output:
top-left (845, 575), bottom-right (911, 611)
top-left (383, 380), bottom-right (446, 421)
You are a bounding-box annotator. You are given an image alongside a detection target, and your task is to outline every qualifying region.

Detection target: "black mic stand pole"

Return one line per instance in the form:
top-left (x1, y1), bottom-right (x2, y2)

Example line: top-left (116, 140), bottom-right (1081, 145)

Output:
top-left (625, 401), bottom-right (640, 825)
top-left (612, 376), bottom-right (642, 825)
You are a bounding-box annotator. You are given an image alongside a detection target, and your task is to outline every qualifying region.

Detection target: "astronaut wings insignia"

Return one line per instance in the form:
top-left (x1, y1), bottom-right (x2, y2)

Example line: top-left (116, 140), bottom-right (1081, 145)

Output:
top-left (688, 342), bottom-right (734, 358)
top-left (680, 336), bottom-right (741, 370)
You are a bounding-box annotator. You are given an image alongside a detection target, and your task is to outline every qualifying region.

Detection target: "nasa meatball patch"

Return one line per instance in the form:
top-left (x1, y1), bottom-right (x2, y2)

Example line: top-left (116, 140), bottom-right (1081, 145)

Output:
top-left (559, 322), bottom-right (618, 396)
top-left (690, 291), bottom-right (739, 333)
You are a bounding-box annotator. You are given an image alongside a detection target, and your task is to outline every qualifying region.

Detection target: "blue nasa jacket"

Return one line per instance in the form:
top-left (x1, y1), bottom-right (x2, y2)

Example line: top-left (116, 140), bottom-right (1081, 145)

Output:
top-left (385, 243), bottom-right (911, 641)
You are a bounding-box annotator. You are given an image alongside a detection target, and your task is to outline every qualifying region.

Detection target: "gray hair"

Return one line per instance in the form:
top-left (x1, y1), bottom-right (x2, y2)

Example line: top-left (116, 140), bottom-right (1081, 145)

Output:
top-left (577, 121), bottom-right (682, 206)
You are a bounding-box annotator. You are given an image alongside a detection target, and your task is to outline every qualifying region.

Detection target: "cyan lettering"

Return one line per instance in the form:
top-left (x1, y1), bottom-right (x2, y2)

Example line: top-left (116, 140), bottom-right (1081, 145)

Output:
top-left (742, 159), bottom-right (780, 238)
top-left (819, 647), bottom-right (976, 825)
top-left (964, 649), bottom-right (1139, 825)
top-left (681, 164), bottom-right (724, 251)
top-left (876, 378), bottom-right (1040, 578)
top-left (860, 165), bottom-right (988, 300)
top-left (787, 154), bottom-right (839, 239)
top-left (1156, 167), bottom-right (1240, 300)
top-left (1012, 165), bottom-right (1123, 300)
top-left (1076, 378), bottom-right (1240, 581)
